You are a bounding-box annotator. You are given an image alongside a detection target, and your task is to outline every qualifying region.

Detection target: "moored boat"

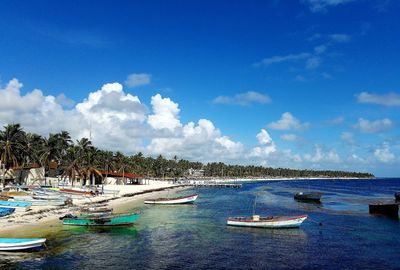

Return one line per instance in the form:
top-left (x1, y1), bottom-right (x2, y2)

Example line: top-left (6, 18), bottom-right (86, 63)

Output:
top-left (144, 194), bottom-right (198, 205)
top-left (227, 214), bottom-right (308, 228)
top-left (63, 212), bottom-right (140, 226)
top-left (0, 207), bottom-right (15, 217)
top-left (294, 192), bottom-right (322, 202)
top-left (369, 202), bottom-right (399, 218)
top-left (0, 238), bottom-right (46, 251)
top-left (0, 201), bottom-right (31, 212)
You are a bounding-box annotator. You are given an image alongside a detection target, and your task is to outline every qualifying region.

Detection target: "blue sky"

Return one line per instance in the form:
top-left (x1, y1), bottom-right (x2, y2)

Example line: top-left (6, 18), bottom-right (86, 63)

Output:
top-left (0, 0), bottom-right (399, 176)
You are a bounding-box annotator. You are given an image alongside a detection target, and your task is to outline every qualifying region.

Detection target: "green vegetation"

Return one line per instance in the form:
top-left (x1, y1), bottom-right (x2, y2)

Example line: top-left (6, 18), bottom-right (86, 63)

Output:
top-left (0, 124), bottom-right (374, 181)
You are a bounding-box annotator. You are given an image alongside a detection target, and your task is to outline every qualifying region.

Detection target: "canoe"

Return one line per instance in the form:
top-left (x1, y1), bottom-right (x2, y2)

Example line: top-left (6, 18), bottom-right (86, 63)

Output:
top-left (0, 238), bottom-right (46, 251)
top-left (0, 201), bottom-right (31, 212)
top-left (227, 214), bottom-right (308, 228)
top-left (63, 212), bottom-right (140, 227)
top-left (144, 194), bottom-right (198, 205)
top-left (0, 207), bottom-right (15, 217)
top-left (294, 192), bottom-right (322, 202)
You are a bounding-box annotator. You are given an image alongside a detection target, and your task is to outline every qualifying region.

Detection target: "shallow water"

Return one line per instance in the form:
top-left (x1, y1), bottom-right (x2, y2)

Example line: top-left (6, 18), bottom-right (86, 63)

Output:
top-left (1, 179), bottom-right (400, 269)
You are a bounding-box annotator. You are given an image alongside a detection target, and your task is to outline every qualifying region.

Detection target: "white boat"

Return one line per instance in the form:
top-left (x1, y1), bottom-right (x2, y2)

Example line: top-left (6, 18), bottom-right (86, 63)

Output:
top-left (0, 238), bottom-right (46, 251)
top-left (227, 214), bottom-right (308, 228)
top-left (144, 194), bottom-right (198, 205)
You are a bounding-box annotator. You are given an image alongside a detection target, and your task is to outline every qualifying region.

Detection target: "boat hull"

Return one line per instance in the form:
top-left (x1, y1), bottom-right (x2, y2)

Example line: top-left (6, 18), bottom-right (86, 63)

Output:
top-left (0, 238), bottom-right (46, 251)
top-left (0, 201), bottom-right (31, 212)
top-left (63, 213), bottom-right (140, 227)
top-left (294, 192), bottom-right (322, 202)
top-left (227, 215), bottom-right (308, 228)
top-left (0, 207), bottom-right (15, 217)
top-left (144, 194), bottom-right (198, 205)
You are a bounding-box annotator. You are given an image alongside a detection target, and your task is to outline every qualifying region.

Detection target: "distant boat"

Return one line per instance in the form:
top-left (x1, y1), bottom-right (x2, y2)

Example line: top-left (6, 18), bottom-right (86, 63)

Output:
top-left (294, 192), bottom-right (322, 202)
top-left (0, 238), bottom-right (46, 251)
top-left (0, 201), bottom-right (31, 212)
top-left (227, 214), bottom-right (308, 228)
top-left (0, 207), bottom-right (15, 217)
top-left (144, 194), bottom-right (198, 205)
top-left (63, 212), bottom-right (140, 227)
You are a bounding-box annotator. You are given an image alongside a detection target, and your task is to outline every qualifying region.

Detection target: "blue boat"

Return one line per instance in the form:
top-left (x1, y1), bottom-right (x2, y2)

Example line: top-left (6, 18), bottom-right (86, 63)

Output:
top-left (0, 201), bottom-right (32, 212)
top-left (0, 207), bottom-right (15, 217)
top-left (0, 238), bottom-right (46, 251)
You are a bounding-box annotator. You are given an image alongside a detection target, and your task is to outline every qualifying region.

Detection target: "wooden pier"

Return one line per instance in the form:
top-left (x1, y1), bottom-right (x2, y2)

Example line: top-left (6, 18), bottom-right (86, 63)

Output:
top-left (184, 183), bottom-right (242, 188)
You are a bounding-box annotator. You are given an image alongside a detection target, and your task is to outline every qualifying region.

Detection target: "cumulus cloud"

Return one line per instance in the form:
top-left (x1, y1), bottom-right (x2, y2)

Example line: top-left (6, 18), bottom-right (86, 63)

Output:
top-left (213, 91), bottom-right (271, 106)
top-left (302, 0), bottom-right (356, 13)
top-left (147, 94), bottom-right (182, 133)
top-left (374, 143), bottom-right (395, 163)
top-left (353, 118), bottom-right (393, 133)
top-left (268, 112), bottom-right (310, 131)
top-left (340, 132), bottom-right (355, 144)
top-left (356, 92), bottom-right (400, 106)
top-left (125, 73), bottom-right (151, 88)
top-left (249, 129), bottom-right (277, 157)
top-left (327, 116), bottom-right (344, 125)
top-left (304, 145), bottom-right (341, 163)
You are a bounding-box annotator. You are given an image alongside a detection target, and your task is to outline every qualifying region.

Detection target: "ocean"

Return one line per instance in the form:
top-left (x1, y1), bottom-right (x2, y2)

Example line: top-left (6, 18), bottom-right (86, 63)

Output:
top-left (1, 179), bottom-right (400, 269)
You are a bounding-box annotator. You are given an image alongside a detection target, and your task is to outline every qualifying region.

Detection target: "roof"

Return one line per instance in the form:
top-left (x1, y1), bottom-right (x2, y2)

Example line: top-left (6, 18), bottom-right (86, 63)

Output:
top-left (100, 171), bottom-right (143, 178)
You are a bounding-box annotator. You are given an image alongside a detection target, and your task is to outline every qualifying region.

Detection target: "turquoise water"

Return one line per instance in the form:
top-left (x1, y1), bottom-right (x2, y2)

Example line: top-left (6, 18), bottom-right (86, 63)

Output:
top-left (1, 179), bottom-right (400, 269)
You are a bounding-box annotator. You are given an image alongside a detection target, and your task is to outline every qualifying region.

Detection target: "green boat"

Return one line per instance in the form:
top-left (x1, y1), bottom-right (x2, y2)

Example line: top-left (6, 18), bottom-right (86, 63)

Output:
top-left (63, 212), bottom-right (140, 227)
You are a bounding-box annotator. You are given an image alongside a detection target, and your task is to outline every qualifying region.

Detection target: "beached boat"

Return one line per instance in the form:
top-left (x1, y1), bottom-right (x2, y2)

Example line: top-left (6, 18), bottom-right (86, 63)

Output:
top-left (0, 201), bottom-right (31, 212)
top-left (0, 207), bottom-right (15, 217)
top-left (63, 212), bottom-right (140, 227)
top-left (59, 188), bottom-right (97, 196)
top-left (227, 214), bottom-right (308, 228)
top-left (0, 238), bottom-right (46, 251)
top-left (144, 194), bottom-right (198, 205)
top-left (294, 192), bottom-right (322, 202)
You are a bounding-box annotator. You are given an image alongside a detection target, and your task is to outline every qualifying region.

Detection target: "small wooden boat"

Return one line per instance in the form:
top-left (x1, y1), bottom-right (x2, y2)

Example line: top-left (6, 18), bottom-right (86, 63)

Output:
top-left (144, 194), bottom-right (198, 205)
top-left (369, 202), bottom-right (399, 218)
top-left (227, 214), bottom-right (308, 228)
top-left (63, 212), bottom-right (140, 227)
top-left (294, 192), bottom-right (322, 202)
top-left (0, 207), bottom-right (15, 217)
top-left (0, 238), bottom-right (46, 251)
top-left (60, 188), bottom-right (97, 196)
top-left (0, 201), bottom-right (31, 212)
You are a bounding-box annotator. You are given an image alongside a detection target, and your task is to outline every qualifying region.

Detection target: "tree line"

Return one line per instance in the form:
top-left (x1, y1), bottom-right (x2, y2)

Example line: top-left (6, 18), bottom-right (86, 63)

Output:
top-left (0, 124), bottom-right (374, 183)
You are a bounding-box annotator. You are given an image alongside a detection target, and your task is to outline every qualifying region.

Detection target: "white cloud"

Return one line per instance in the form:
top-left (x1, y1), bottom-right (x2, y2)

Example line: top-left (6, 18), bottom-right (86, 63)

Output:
top-left (147, 94), bottom-right (182, 133)
top-left (329, 34), bottom-right (351, 43)
top-left (302, 0), bottom-right (356, 13)
top-left (340, 132), bottom-right (355, 144)
top-left (268, 112), bottom-right (310, 131)
top-left (213, 91), bottom-right (271, 106)
top-left (304, 145), bottom-right (341, 163)
top-left (249, 129), bottom-right (277, 157)
top-left (254, 53), bottom-right (311, 66)
top-left (374, 143), bottom-right (395, 163)
top-left (327, 116), bottom-right (344, 125)
top-left (280, 134), bottom-right (298, 141)
top-left (356, 92), bottom-right (400, 106)
top-left (125, 73), bottom-right (151, 88)
top-left (314, 45), bottom-right (327, 54)
top-left (354, 118), bottom-right (393, 133)
top-left (306, 56), bottom-right (321, 69)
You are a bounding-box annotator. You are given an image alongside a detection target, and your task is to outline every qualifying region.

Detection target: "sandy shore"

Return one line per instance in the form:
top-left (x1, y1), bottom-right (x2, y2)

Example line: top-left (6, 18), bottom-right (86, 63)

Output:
top-left (0, 181), bottom-right (186, 237)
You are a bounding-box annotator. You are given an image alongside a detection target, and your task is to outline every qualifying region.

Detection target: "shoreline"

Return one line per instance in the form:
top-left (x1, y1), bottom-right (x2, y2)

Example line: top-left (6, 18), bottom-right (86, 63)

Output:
top-left (0, 182), bottom-right (187, 237)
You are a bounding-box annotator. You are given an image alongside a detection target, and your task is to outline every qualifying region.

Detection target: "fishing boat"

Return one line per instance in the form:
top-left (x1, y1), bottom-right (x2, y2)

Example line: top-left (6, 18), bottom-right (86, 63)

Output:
top-left (63, 212), bottom-right (140, 227)
top-left (0, 207), bottom-right (15, 217)
top-left (144, 194), bottom-right (198, 205)
top-left (227, 214), bottom-right (308, 228)
top-left (369, 202), bottom-right (399, 218)
top-left (294, 192), bottom-right (322, 202)
top-left (0, 201), bottom-right (31, 212)
top-left (0, 238), bottom-right (46, 251)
